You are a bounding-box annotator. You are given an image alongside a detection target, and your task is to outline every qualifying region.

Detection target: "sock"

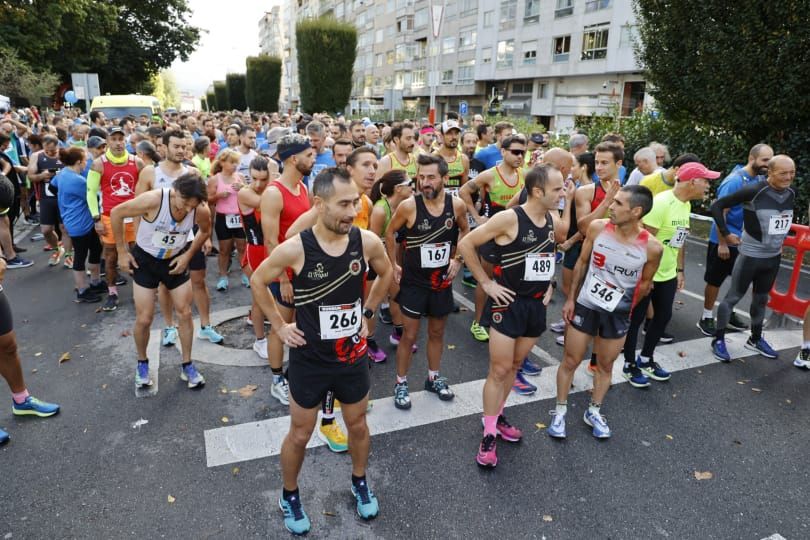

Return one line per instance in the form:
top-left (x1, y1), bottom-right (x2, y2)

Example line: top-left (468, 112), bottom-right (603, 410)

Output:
top-left (381, 302), bottom-right (389, 310)
top-left (638, 355), bottom-right (650, 365)
top-left (138, 359), bottom-right (149, 365)
top-left (321, 415), bottom-right (335, 425)
top-left (108, 286), bottom-right (118, 296)
top-left (803, 341), bottom-right (810, 350)
top-left (483, 414), bottom-right (498, 436)
top-left (351, 474), bottom-right (367, 488)
top-left (702, 308), bottom-right (714, 319)
top-left (428, 369), bottom-right (439, 381)
top-left (555, 401), bottom-right (567, 416)
top-left (181, 361), bottom-right (191, 368)
top-left (78, 287), bottom-right (88, 294)
top-left (396, 375), bottom-right (407, 384)
top-left (394, 325), bottom-right (403, 338)
top-left (588, 401), bottom-right (601, 415)
top-left (751, 325), bottom-right (763, 342)
top-left (12, 389), bottom-right (30, 405)
top-left (282, 487), bottom-right (299, 501)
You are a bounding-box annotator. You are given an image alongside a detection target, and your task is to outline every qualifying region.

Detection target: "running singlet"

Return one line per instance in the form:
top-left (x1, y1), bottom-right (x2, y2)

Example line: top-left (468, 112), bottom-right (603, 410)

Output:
top-left (591, 181), bottom-right (607, 212)
top-left (37, 151), bottom-right (64, 199)
top-left (390, 152), bottom-right (418, 181)
top-left (492, 207), bottom-right (555, 299)
top-left (292, 227), bottom-right (368, 364)
top-left (373, 197), bottom-right (392, 238)
top-left (437, 149), bottom-right (464, 196)
top-left (135, 188), bottom-right (196, 259)
top-left (577, 222), bottom-right (650, 314)
top-left (154, 164), bottom-right (187, 189)
top-left (242, 206), bottom-right (263, 246)
top-left (272, 180), bottom-right (310, 242)
top-left (401, 193), bottom-right (458, 290)
top-left (486, 166), bottom-right (524, 215)
top-left (100, 154), bottom-right (138, 215)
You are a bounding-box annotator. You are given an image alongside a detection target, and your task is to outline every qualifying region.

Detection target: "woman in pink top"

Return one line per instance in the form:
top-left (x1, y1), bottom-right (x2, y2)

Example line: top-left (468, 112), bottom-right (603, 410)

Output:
top-left (207, 150), bottom-right (248, 291)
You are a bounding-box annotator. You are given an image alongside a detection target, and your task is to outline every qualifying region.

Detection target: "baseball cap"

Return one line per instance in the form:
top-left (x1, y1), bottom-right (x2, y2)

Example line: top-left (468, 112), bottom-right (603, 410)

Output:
top-left (87, 136), bottom-right (106, 149)
top-left (677, 162), bottom-right (721, 182)
top-left (441, 120), bottom-right (461, 133)
top-left (262, 127), bottom-right (291, 157)
top-left (108, 126), bottom-right (125, 136)
top-left (530, 132), bottom-right (545, 144)
top-left (419, 125), bottom-right (435, 135)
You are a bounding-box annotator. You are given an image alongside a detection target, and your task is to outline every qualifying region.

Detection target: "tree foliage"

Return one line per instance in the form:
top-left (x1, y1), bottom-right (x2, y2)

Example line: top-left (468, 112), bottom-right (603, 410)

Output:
top-left (149, 70), bottom-right (180, 110)
top-left (296, 17), bottom-right (356, 113)
top-left (0, 47), bottom-right (61, 105)
top-left (213, 81), bottom-right (229, 112)
top-left (225, 73), bottom-right (247, 111)
top-left (246, 55), bottom-right (282, 112)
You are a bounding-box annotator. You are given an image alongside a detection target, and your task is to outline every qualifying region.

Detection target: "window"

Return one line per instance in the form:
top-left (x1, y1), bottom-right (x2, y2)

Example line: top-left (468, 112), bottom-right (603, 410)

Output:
top-left (524, 0), bottom-right (540, 23)
top-left (415, 8), bottom-right (428, 28)
top-left (459, 0), bottom-right (478, 15)
top-left (457, 60), bottom-right (475, 85)
top-left (336, 3), bottom-right (344, 18)
top-left (619, 24), bottom-right (637, 48)
top-left (442, 70), bottom-right (454, 85)
top-left (384, 75), bottom-right (393, 87)
top-left (512, 82), bottom-right (533, 95)
top-left (500, 0), bottom-right (517, 30)
top-left (412, 69), bottom-right (426, 88)
top-left (376, 53), bottom-right (384, 67)
top-left (621, 81), bottom-right (646, 116)
top-left (537, 83), bottom-right (547, 99)
top-left (364, 75), bottom-right (373, 90)
top-left (555, 0), bottom-right (574, 18)
top-left (397, 16), bottom-right (414, 33)
top-left (581, 24), bottom-right (609, 60)
top-left (375, 29), bottom-right (383, 43)
top-left (553, 35), bottom-right (571, 62)
top-left (522, 41), bottom-right (537, 65)
top-left (356, 11), bottom-right (366, 27)
top-left (395, 72), bottom-right (405, 89)
top-left (459, 26), bottom-right (477, 50)
top-left (443, 37), bottom-right (456, 54)
top-left (482, 46), bottom-right (493, 64)
top-left (496, 39), bottom-right (514, 68)
top-left (585, 0), bottom-right (612, 13)
top-left (483, 10), bottom-right (494, 27)
top-left (386, 50), bottom-right (395, 64)
top-left (416, 40), bottom-right (428, 58)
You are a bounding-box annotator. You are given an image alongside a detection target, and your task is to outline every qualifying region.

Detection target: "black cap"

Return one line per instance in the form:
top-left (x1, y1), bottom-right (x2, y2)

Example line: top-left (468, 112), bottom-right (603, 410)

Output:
top-left (108, 126), bottom-right (125, 136)
top-left (530, 133), bottom-right (545, 144)
top-left (87, 136), bottom-right (106, 149)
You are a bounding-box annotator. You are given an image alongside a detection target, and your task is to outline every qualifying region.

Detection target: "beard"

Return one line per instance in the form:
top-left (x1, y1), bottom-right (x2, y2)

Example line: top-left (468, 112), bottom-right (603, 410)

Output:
top-left (296, 162), bottom-right (313, 176)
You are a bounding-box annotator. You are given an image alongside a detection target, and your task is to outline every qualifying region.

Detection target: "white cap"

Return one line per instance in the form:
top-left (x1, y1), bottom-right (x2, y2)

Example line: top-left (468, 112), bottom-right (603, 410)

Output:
top-left (441, 119), bottom-right (461, 133)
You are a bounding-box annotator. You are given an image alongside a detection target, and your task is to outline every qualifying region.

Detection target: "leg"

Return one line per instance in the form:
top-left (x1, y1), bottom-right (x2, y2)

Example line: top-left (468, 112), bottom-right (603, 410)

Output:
top-left (268, 304), bottom-right (294, 370)
top-left (640, 278), bottom-right (677, 359)
top-left (103, 244), bottom-right (119, 291)
top-left (280, 394), bottom-right (320, 490)
top-left (168, 281), bottom-right (194, 363)
top-left (748, 255), bottom-right (781, 342)
top-left (133, 283), bottom-right (157, 360)
top-left (0, 331), bottom-right (25, 394)
top-left (217, 237), bottom-right (233, 278)
top-left (623, 293), bottom-right (651, 366)
top-left (190, 269), bottom-right (211, 327)
top-left (483, 329), bottom-right (517, 417)
top-left (41, 224), bottom-right (58, 249)
top-left (591, 337), bottom-right (627, 404)
top-left (396, 315), bottom-right (421, 378)
top-left (159, 284), bottom-right (175, 328)
top-left (556, 325), bottom-right (591, 404)
top-left (341, 395), bottom-right (371, 477)
top-left (716, 254), bottom-right (756, 338)
top-left (425, 315), bottom-right (448, 372)
top-left (0, 216), bottom-right (16, 259)
top-left (59, 223), bottom-right (73, 252)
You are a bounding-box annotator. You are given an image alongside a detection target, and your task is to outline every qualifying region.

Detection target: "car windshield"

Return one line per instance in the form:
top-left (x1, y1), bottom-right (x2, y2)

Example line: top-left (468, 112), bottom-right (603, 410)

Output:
top-left (92, 106), bottom-right (153, 122)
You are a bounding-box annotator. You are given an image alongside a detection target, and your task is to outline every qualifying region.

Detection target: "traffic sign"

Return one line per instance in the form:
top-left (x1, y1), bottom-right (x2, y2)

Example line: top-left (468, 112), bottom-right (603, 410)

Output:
top-left (459, 101), bottom-right (468, 115)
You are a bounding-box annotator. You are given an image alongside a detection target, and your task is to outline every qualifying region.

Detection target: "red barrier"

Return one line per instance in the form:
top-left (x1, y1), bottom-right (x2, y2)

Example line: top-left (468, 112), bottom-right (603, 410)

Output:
top-left (768, 223), bottom-right (810, 318)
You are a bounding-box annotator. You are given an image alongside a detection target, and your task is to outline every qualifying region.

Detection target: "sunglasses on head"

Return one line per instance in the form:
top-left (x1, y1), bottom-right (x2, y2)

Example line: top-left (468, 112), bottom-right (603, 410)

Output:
top-left (507, 149), bottom-right (526, 157)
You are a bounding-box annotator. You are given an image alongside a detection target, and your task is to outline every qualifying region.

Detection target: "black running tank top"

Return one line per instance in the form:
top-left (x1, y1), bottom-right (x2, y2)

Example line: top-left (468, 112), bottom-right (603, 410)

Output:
top-left (401, 193), bottom-right (458, 290)
top-left (493, 207), bottom-right (556, 298)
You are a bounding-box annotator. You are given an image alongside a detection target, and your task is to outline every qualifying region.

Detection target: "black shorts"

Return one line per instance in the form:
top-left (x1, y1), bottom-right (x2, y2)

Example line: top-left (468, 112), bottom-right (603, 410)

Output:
top-left (39, 197), bottom-right (61, 226)
top-left (396, 285), bottom-right (454, 319)
top-left (479, 240), bottom-right (499, 264)
top-left (570, 301), bottom-right (631, 339)
top-left (131, 245), bottom-right (191, 290)
top-left (269, 281), bottom-right (295, 309)
top-left (71, 229), bottom-right (102, 272)
top-left (214, 213), bottom-right (246, 240)
top-left (563, 241), bottom-right (582, 270)
top-left (704, 242), bottom-right (739, 287)
top-left (187, 244), bottom-right (206, 271)
top-left (488, 296), bottom-right (547, 339)
top-left (0, 286), bottom-right (13, 336)
top-left (287, 352), bottom-right (370, 409)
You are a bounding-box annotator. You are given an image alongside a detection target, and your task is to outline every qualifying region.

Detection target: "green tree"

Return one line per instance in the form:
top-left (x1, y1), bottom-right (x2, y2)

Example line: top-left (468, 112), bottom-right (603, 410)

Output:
top-left (149, 70), bottom-right (180, 109)
top-left (206, 90), bottom-right (217, 112)
top-left (213, 81), bottom-right (229, 111)
top-left (246, 55), bottom-right (282, 112)
top-left (225, 73), bottom-right (247, 111)
top-left (0, 47), bottom-right (61, 105)
top-left (296, 17), bottom-right (356, 113)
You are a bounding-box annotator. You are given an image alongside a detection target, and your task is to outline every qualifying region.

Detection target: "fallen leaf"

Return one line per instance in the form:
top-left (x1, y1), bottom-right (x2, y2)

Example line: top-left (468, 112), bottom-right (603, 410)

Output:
top-left (221, 416), bottom-right (229, 423)
top-left (167, 495), bottom-right (176, 504)
top-left (34, 352), bottom-right (42, 357)
top-left (447, 344), bottom-right (456, 350)
top-left (232, 467), bottom-right (240, 476)
top-left (641, 440), bottom-right (651, 447)
top-left (95, 307), bottom-right (102, 313)
top-left (131, 418), bottom-right (149, 429)
top-left (677, 351), bottom-right (686, 357)
top-left (220, 388), bottom-right (228, 394)
top-left (786, 399), bottom-right (792, 404)
top-left (542, 515), bottom-right (553, 522)
top-left (80, 324), bottom-right (87, 328)
top-left (751, 388), bottom-right (762, 393)
top-left (238, 384), bottom-right (259, 398)
top-left (120, 329), bottom-right (131, 337)
top-left (671, 394), bottom-right (677, 398)
top-left (322, 511), bottom-right (337, 517)
top-left (694, 471), bottom-right (713, 480)
top-left (31, 368), bottom-right (38, 374)
top-left (59, 352), bottom-right (70, 364)
top-left (665, 434), bottom-right (673, 440)
top-left (733, 440), bottom-right (742, 445)
top-left (737, 381), bottom-right (746, 385)
top-left (101, 384), bottom-right (108, 390)
top-left (535, 422), bottom-right (547, 430)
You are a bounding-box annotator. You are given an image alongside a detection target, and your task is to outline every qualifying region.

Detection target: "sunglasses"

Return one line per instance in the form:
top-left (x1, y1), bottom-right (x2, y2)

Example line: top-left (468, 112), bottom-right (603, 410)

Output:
top-left (397, 180), bottom-right (414, 188)
top-left (507, 149), bottom-right (526, 157)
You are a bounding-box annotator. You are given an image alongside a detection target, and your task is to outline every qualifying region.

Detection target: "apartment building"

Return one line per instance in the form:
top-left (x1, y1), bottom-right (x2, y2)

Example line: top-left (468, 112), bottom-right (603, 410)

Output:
top-left (263, 0), bottom-right (647, 130)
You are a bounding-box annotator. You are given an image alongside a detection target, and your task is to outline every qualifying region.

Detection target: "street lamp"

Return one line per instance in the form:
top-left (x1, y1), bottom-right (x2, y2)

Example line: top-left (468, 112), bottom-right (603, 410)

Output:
top-left (428, 0), bottom-right (445, 125)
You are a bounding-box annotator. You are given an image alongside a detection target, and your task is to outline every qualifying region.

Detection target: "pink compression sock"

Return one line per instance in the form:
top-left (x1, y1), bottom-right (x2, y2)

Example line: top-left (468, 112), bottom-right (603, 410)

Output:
top-left (483, 415), bottom-right (498, 436)
top-left (12, 389), bottom-right (30, 404)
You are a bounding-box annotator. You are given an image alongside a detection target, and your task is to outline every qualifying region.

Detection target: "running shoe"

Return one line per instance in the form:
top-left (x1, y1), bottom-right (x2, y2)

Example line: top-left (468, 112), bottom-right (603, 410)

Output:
top-left (696, 317), bottom-right (716, 337)
top-left (253, 337), bottom-right (268, 359)
top-left (241, 274), bottom-right (250, 288)
top-left (496, 415), bottom-right (523, 442)
top-left (114, 276), bottom-right (127, 286)
top-left (31, 232), bottom-right (44, 241)
top-left (318, 422), bottom-right (348, 452)
top-left (744, 337), bottom-right (778, 359)
top-left (547, 411), bottom-right (566, 439)
top-left (216, 276), bottom-right (228, 291)
top-left (197, 325), bottom-right (224, 344)
top-left (0, 427), bottom-right (8, 445)
top-left (476, 434), bottom-right (498, 468)
top-left (728, 312), bottom-right (749, 331)
top-left (351, 479), bottom-right (380, 520)
top-left (470, 321), bottom-right (489, 342)
top-left (658, 332), bottom-right (675, 344)
top-left (622, 364), bottom-right (651, 388)
top-left (135, 362), bottom-right (153, 388)
top-left (48, 246), bottom-right (64, 266)
top-left (162, 326), bottom-right (178, 347)
top-left (512, 370), bottom-right (537, 395)
top-left (711, 339), bottom-right (731, 363)
top-left (28, 215), bottom-right (40, 225)
top-left (279, 494), bottom-right (311, 536)
top-left (389, 331), bottom-right (418, 353)
top-left (75, 289), bottom-right (102, 303)
top-left (102, 293), bottom-right (118, 312)
top-left (393, 381), bottom-right (411, 410)
top-left (549, 318), bottom-right (566, 334)
top-left (88, 280), bottom-right (108, 293)
top-left (794, 349), bottom-right (810, 370)
top-left (271, 376), bottom-right (290, 405)
top-left (555, 334), bottom-right (565, 346)
top-left (5, 257), bottom-right (34, 269)
top-left (519, 357), bottom-right (542, 376)
top-left (378, 305), bottom-right (392, 325)
top-left (63, 250), bottom-right (74, 269)
top-left (12, 396), bottom-right (60, 417)
top-left (425, 376), bottom-right (454, 401)
top-left (180, 363), bottom-right (205, 389)
top-left (367, 344), bottom-right (387, 363)
top-left (583, 409), bottom-right (611, 438)
top-left (461, 275), bottom-right (477, 288)
top-left (638, 358), bottom-right (671, 381)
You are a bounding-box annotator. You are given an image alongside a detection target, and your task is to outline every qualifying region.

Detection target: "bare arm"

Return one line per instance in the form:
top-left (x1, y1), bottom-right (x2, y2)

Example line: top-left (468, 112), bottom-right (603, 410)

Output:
top-left (135, 165), bottom-right (155, 195)
top-left (361, 230), bottom-right (393, 313)
top-left (636, 239), bottom-right (663, 301)
top-left (563, 219), bottom-right (607, 321)
top-left (384, 198), bottom-right (414, 284)
top-left (285, 206), bottom-right (318, 239)
top-left (369, 203), bottom-right (386, 238)
top-left (459, 171), bottom-right (492, 224)
top-left (577, 180), bottom-right (619, 235)
top-left (458, 210), bottom-right (516, 304)
top-left (375, 155), bottom-right (392, 180)
top-left (552, 180), bottom-right (576, 243)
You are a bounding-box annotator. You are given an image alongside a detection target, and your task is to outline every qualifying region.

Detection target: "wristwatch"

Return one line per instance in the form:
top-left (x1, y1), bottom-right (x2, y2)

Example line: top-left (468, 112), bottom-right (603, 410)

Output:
top-left (363, 308), bottom-right (374, 320)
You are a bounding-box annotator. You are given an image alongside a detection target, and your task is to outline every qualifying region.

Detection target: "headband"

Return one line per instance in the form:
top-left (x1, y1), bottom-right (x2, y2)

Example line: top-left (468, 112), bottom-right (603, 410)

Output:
top-left (278, 140), bottom-right (311, 161)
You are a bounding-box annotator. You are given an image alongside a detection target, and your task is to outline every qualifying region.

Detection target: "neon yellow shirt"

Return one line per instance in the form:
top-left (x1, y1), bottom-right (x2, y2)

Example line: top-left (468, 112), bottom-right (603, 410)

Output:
top-left (642, 189), bottom-right (690, 281)
top-left (640, 170), bottom-right (676, 197)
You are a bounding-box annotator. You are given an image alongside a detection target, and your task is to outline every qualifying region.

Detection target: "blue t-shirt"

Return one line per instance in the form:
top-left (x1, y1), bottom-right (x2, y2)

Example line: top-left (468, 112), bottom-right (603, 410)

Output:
top-left (474, 143), bottom-right (502, 170)
top-left (709, 165), bottom-right (761, 243)
top-left (52, 169), bottom-right (94, 237)
top-left (303, 150), bottom-right (337, 190)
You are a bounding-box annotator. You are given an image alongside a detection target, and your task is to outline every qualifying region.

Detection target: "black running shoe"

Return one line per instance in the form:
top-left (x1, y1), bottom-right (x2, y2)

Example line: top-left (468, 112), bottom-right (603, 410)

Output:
top-left (696, 318), bottom-right (716, 337)
top-left (728, 312), bottom-right (748, 331)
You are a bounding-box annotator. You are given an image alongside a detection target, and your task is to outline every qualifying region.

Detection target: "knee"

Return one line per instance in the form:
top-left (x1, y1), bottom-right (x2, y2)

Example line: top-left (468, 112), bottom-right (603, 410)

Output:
top-left (134, 311), bottom-right (153, 328)
top-left (175, 304), bottom-right (193, 320)
top-left (0, 335), bottom-right (18, 358)
top-left (288, 425), bottom-right (314, 447)
top-left (427, 326), bottom-right (443, 341)
top-left (344, 415), bottom-right (368, 438)
top-left (488, 361), bottom-right (512, 382)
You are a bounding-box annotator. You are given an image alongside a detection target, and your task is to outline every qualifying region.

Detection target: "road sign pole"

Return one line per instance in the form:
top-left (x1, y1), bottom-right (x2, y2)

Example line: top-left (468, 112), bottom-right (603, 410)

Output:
top-left (428, 0), bottom-right (445, 125)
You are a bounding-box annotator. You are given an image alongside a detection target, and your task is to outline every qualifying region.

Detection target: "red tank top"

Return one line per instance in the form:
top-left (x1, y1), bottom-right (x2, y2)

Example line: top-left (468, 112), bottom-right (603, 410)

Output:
top-left (590, 181), bottom-right (607, 212)
top-left (100, 154), bottom-right (139, 216)
top-left (271, 179), bottom-right (310, 243)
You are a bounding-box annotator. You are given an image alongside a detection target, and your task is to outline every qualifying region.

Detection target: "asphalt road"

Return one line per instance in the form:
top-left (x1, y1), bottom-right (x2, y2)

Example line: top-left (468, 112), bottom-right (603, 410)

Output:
top-left (1, 227), bottom-right (808, 540)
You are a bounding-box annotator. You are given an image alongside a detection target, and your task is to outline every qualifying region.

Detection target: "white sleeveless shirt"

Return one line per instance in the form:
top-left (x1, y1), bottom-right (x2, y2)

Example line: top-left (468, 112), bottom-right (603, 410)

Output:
top-left (135, 188), bottom-right (196, 259)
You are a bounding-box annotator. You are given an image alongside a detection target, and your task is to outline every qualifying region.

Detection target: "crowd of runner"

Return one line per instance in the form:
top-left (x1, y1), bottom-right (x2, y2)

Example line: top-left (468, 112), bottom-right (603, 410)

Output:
top-left (0, 104), bottom-right (807, 535)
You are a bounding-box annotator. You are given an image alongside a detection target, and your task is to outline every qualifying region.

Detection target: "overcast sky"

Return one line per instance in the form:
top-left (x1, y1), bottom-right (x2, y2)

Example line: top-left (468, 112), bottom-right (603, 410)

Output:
top-left (170, 0), bottom-right (276, 97)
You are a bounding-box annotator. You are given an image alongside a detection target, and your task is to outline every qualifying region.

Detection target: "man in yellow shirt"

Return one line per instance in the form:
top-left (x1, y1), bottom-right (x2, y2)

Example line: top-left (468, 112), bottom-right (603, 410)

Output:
top-left (640, 153), bottom-right (699, 196)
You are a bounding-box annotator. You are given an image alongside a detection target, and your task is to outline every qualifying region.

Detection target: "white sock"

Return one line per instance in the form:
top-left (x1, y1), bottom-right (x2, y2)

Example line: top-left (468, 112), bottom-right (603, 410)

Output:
top-left (428, 369), bottom-right (440, 381)
top-left (638, 355), bottom-right (650, 364)
top-left (555, 402), bottom-right (567, 416)
top-left (702, 308), bottom-right (714, 319)
top-left (803, 341), bottom-right (810, 350)
top-left (396, 375), bottom-right (407, 384)
top-left (588, 402), bottom-right (601, 415)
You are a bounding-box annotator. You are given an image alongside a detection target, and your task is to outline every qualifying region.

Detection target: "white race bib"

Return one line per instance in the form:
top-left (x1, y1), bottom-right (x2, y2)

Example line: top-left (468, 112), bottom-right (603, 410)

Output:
top-left (524, 252), bottom-right (555, 281)
top-left (584, 273), bottom-right (625, 312)
top-left (420, 242), bottom-right (451, 268)
top-left (446, 188), bottom-right (459, 198)
top-left (768, 212), bottom-right (792, 235)
top-left (151, 230), bottom-right (185, 250)
top-left (669, 227), bottom-right (688, 249)
top-left (318, 300), bottom-right (361, 340)
top-left (466, 213), bottom-right (477, 229)
top-left (225, 213), bottom-right (242, 229)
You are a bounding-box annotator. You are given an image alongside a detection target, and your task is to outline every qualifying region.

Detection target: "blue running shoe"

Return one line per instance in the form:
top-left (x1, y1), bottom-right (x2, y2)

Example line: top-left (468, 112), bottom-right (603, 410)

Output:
top-left (519, 357), bottom-right (542, 376)
top-left (352, 480), bottom-right (380, 520)
top-left (135, 362), bottom-right (153, 388)
top-left (622, 364), bottom-right (651, 388)
top-left (12, 396), bottom-right (60, 417)
top-left (162, 326), bottom-right (178, 347)
top-left (583, 409), bottom-right (611, 438)
top-left (0, 426), bottom-right (8, 445)
top-left (241, 273), bottom-right (250, 288)
top-left (279, 494), bottom-right (311, 536)
top-left (216, 276), bottom-right (228, 291)
top-left (547, 411), bottom-right (566, 439)
top-left (180, 363), bottom-right (205, 389)
top-left (197, 325), bottom-right (224, 344)
top-left (512, 370), bottom-right (537, 395)
top-left (638, 358), bottom-right (671, 381)
top-left (712, 338), bottom-right (731, 363)
top-left (744, 337), bottom-right (778, 359)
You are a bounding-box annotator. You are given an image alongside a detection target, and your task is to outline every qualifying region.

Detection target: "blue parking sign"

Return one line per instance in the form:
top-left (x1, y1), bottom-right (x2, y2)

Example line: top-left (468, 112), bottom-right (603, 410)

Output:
top-left (459, 101), bottom-right (468, 115)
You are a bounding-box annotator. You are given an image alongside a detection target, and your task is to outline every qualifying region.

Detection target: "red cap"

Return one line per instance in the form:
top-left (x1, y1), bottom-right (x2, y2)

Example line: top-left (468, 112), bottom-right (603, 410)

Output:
top-left (677, 162), bottom-right (721, 182)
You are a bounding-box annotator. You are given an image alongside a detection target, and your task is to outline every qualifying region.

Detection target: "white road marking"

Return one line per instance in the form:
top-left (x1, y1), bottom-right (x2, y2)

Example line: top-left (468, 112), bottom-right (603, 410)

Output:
top-left (203, 329), bottom-right (800, 467)
top-left (759, 534), bottom-right (787, 540)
